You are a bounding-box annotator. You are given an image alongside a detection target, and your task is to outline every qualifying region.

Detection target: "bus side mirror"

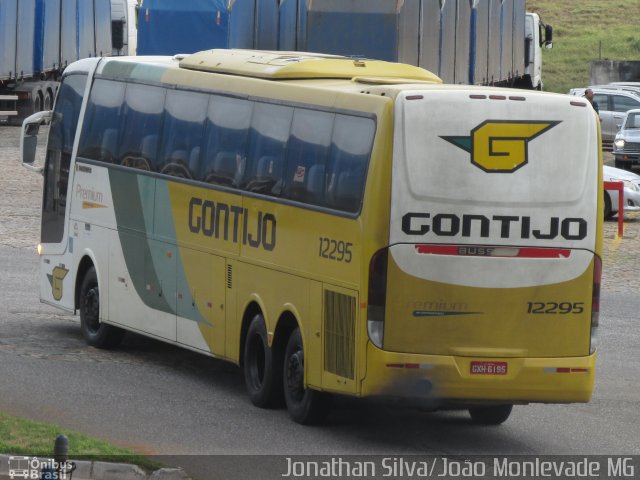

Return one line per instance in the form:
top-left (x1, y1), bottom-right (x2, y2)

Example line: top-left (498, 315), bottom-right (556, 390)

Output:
top-left (544, 25), bottom-right (553, 49)
top-left (21, 110), bottom-right (52, 173)
top-left (112, 19), bottom-right (126, 52)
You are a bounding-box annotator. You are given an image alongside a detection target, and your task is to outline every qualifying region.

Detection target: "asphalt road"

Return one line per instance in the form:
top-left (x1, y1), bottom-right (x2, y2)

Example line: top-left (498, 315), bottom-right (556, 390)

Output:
top-left (0, 243), bottom-right (639, 478)
top-left (0, 125), bottom-right (639, 479)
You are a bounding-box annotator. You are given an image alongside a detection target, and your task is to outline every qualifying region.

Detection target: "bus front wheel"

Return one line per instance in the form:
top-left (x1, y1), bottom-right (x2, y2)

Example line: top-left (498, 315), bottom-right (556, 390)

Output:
top-left (283, 328), bottom-right (331, 424)
top-left (243, 314), bottom-right (283, 408)
top-left (79, 267), bottom-right (124, 349)
top-left (468, 404), bottom-right (513, 425)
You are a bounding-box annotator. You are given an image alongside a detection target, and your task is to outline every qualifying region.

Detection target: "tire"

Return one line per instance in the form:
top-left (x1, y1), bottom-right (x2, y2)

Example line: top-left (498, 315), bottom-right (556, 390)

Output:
top-left (614, 159), bottom-right (629, 171)
top-left (79, 267), bottom-right (124, 348)
top-left (32, 92), bottom-right (42, 114)
top-left (283, 328), bottom-right (331, 425)
top-left (43, 89), bottom-right (53, 111)
top-left (243, 314), bottom-right (283, 408)
top-left (604, 193), bottom-right (614, 220)
top-left (468, 404), bottom-right (513, 425)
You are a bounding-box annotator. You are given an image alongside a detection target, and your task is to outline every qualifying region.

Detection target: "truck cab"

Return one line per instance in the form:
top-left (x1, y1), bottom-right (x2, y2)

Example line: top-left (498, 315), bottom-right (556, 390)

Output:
top-left (524, 12), bottom-right (553, 90)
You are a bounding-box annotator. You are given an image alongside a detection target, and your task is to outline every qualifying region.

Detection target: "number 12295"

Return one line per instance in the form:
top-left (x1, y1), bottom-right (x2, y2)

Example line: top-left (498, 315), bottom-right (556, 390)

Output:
top-left (318, 237), bottom-right (353, 263)
top-left (527, 302), bottom-right (584, 314)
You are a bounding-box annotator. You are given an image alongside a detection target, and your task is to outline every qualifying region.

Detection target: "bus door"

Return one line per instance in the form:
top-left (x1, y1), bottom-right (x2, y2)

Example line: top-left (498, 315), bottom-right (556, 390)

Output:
top-left (39, 73), bottom-right (88, 311)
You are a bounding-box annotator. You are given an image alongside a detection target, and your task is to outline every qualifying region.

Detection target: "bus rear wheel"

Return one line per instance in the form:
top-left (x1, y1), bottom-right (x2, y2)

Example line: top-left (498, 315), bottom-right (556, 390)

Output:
top-left (79, 267), bottom-right (124, 349)
top-left (468, 404), bottom-right (513, 425)
top-left (283, 328), bottom-right (331, 424)
top-left (243, 314), bottom-right (283, 408)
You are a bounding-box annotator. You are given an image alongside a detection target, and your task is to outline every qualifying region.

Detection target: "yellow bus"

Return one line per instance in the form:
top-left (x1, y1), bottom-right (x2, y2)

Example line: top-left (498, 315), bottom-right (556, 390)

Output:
top-left (21, 49), bottom-right (602, 425)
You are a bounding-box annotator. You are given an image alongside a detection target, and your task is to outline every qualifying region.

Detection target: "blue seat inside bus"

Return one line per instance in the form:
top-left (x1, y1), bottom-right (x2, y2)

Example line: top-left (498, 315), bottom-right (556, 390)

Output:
top-left (205, 151), bottom-right (238, 186)
top-left (100, 128), bottom-right (118, 163)
top-left (327, 153), bottom-right (365, 212)
top-left (245, 155), bottom-right (283, 194)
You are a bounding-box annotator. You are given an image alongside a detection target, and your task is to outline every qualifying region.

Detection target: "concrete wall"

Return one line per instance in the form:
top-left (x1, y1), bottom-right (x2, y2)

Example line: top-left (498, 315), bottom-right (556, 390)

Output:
top-left (591, 60), bottom-right (640, 85)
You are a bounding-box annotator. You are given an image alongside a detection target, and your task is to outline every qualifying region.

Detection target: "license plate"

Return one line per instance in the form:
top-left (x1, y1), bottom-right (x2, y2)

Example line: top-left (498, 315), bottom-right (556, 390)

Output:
top-left (470, 361), bottom-right (508, 375)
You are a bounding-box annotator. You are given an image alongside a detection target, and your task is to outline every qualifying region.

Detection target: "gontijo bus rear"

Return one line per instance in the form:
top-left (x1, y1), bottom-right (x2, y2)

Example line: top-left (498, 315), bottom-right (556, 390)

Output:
top-left (21, 50), bottom-right (601, 425)
top-left (365, 86), bottom-right (601, 423)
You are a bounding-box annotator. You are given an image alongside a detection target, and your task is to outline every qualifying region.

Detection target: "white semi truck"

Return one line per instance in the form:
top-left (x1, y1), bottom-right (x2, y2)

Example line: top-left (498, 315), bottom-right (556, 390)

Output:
top-left (0, 0), bottom-right (130, 125)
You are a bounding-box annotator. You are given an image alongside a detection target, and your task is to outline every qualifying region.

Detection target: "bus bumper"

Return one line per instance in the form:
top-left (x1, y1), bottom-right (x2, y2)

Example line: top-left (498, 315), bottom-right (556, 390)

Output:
top-left (361, 343), bottom-right (596, 404)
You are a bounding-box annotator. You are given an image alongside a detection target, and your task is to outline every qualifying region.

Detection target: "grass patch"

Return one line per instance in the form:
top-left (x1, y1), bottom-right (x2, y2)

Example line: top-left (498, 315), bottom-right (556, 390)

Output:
top-left (527, 0), bottom-right (640, 93)
top-left (0, 412), bottom-right (160, 471)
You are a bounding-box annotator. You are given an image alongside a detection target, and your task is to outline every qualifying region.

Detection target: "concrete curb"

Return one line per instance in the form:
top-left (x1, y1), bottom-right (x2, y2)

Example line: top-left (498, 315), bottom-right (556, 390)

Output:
top-left (0, 455), bottom-right (190, 480)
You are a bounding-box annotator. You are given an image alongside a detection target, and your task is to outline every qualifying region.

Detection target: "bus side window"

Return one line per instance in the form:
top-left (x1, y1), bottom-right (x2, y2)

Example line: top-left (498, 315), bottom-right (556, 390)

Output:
top-left (202, 96), bottom-right (252, 187)
top-left (283, 108), bottom-right (334, 206)
top-left (326, 115), bottom-right (375, 213)
top-left (158, 90), bottom-right (208, 180)
top-left (244, 102), bottom-right (293, 195)
top-left (78, 79), bottom-right (126, 163)
top-left (119, 83), bottom-right (166, 172)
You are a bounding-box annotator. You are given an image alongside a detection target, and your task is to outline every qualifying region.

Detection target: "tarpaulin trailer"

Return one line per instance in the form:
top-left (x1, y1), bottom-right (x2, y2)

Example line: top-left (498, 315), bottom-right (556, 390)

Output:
top-left (137, 0), bottom-right (278, 55)
top-left (126, 0), bottom-right (553, 89)
top-left (1, 0), bottom-right (118, 124)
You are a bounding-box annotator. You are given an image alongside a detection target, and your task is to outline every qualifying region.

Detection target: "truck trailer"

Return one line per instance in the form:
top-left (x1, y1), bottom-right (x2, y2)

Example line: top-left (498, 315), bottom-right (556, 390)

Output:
top-left (136, 0), bottom-right (552, 89)
top-left (0, 0), bottom-right (126, 124)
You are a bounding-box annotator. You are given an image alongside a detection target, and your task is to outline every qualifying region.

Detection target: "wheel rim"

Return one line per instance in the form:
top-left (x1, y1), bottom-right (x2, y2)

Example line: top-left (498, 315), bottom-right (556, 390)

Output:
top-left (247, 334), bottom-right (266, 390)
top-left (286, 344), bottom-right (305, 403)
top-left (82, 285), bottom-right (100, 333)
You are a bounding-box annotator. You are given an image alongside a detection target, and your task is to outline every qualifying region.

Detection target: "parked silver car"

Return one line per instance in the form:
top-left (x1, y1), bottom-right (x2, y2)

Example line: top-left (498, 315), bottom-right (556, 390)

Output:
top-left (603, 164), bottom-right (640, 219)
top-left (613, 109), bottom-right (640, 171)
top-left (569, 87), bottom-right (640, 148)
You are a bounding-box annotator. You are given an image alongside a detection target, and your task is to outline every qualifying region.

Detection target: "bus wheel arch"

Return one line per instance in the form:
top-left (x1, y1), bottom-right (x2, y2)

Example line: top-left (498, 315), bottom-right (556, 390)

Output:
top-left (271, 311), bottom-right (298, 368)
top-left (75, 255), bottom-right (96, 312)
top-left (239, 301), bottom-right (263, 368)
top-left (76, 260), bottom-right (124, 349)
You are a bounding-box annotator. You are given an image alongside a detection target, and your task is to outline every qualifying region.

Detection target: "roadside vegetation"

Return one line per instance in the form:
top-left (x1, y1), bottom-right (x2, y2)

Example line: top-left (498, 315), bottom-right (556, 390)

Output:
top-left (527, 0), bottom-right (640, 94)
top-left (0, 412), bottom-right (159, 470)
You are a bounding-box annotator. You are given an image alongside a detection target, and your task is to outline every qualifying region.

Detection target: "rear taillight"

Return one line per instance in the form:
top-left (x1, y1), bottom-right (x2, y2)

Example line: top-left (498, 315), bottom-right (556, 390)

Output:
top-left (367, 248), bottom-right (388, 349)
top-left (590, 255), bottom-right (602, 354)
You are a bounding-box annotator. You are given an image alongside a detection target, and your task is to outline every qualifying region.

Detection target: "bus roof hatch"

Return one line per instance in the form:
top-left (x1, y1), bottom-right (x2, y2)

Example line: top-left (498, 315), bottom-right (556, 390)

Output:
top-left (179, 49), bottom-right (442, 83)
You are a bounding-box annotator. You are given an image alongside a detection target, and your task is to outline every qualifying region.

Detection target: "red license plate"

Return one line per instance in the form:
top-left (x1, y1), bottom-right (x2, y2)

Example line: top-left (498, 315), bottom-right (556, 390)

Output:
top-left (470, 361), bottom-right (508, 375)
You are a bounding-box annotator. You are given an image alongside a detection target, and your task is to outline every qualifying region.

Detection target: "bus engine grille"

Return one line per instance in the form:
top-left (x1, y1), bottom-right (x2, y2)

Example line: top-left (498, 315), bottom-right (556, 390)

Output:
top-left (324, 290), bottom-right (356, 380)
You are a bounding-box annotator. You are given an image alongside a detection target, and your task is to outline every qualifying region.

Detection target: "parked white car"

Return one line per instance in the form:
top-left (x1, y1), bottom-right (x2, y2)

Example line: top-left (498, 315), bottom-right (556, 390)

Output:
top-left (603, 165), bottom-right (640, 219)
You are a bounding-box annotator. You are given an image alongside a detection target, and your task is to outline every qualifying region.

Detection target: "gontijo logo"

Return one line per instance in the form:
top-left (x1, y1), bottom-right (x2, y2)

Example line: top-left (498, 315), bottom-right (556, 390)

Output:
top-left (442, 120), bottom-right (561, 173)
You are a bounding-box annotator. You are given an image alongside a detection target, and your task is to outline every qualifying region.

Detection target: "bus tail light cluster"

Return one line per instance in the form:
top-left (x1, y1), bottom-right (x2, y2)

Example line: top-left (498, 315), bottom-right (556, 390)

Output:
top-left (590, 256), bottom-right (602, 354)
top-left (367, 248), bottom-right (388, 349)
